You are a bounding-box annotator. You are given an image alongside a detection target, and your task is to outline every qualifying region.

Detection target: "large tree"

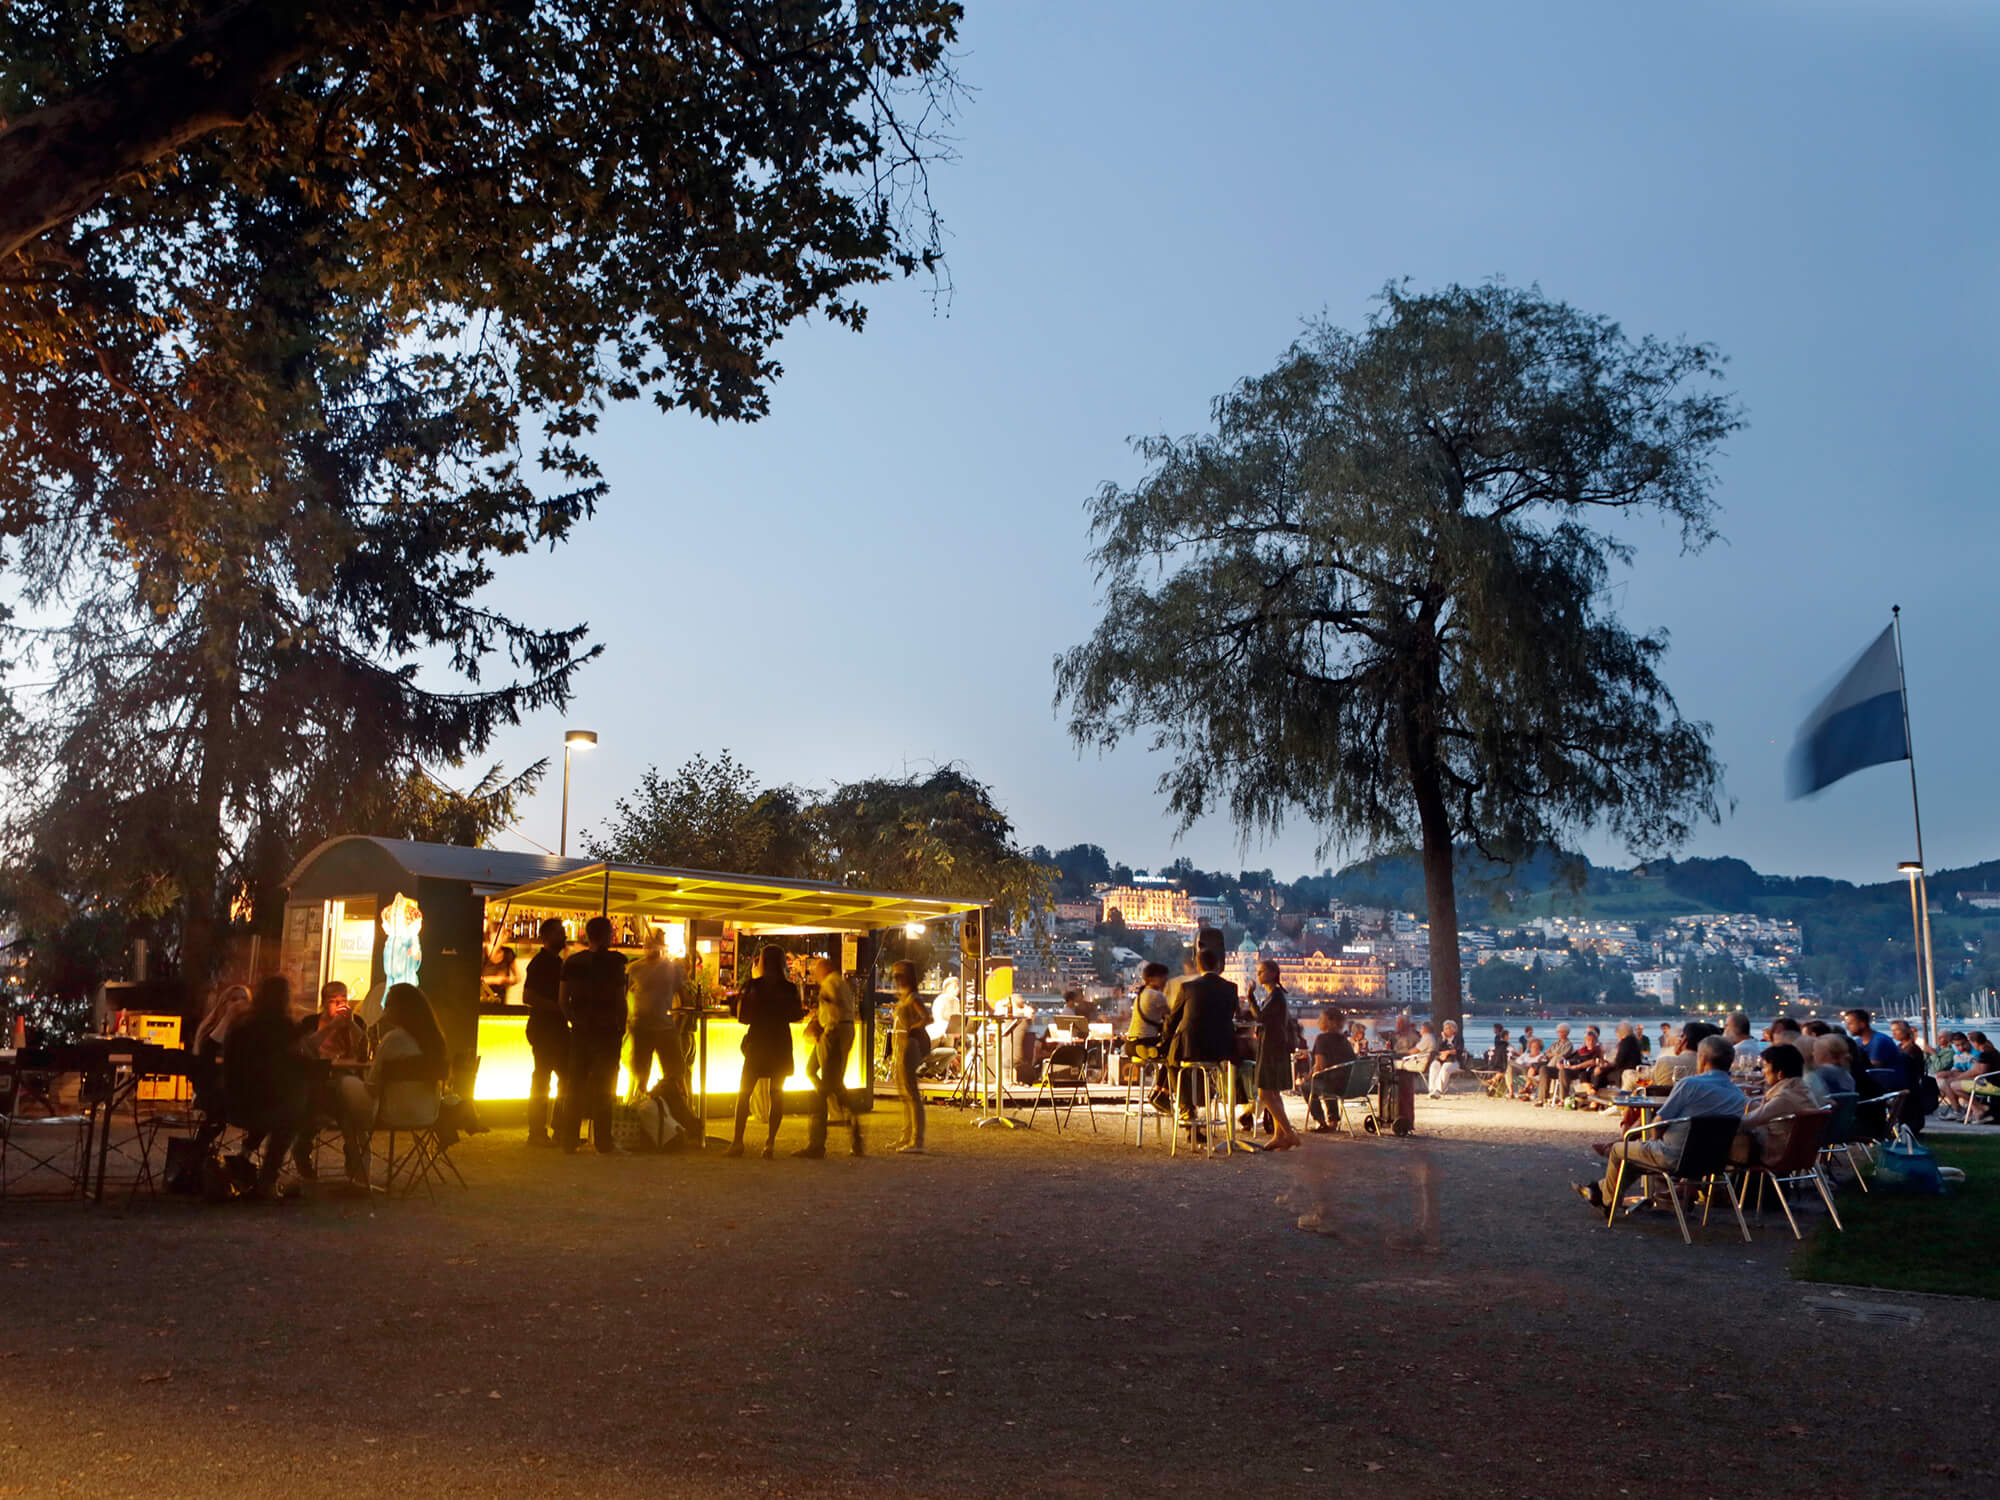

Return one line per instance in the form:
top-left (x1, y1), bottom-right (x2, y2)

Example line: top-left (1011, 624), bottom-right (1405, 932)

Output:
top-left (0, 170), bottom-right (579, 986)
top-left (1057, 282), bottom-right (1738, 1031)
top-left (0, 3), bottom-right (962, 987)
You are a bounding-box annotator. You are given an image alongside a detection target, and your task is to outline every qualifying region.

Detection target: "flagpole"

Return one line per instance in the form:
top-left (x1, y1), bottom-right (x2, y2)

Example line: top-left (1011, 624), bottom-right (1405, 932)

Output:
top-left (1891, 606), bottom-right (1940, 1046)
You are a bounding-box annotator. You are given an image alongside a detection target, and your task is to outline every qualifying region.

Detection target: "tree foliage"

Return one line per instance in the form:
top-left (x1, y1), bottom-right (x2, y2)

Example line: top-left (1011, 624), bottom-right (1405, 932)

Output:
top-left (0, 4), bottom-right (962, 988)
top-left (586, 755), bottom-right (1052, 927)
top-left (1058, 281), bottom-right (1739, 1029)
top-left (584, 751), bottom-right (816, 877)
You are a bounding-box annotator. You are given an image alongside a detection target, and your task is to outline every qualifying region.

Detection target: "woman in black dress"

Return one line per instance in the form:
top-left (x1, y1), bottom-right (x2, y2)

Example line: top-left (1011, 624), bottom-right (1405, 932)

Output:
top-left (1252, 960), bottom-right (1300, 1150)
top-left (726, 945), bottom-right (803, 1158)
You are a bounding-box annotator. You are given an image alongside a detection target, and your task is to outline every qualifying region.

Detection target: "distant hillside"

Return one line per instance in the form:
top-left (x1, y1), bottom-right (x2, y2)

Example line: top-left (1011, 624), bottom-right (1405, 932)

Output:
top-left (1323, 846), bottom-right (2000, 1003)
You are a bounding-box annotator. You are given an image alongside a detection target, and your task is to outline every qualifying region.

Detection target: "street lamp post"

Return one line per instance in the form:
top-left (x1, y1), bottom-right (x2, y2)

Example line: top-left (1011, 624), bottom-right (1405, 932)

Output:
top-left (560, 729), bottom-right (597, 857)
top-left (1898, 860), bottom-right (1938, 1045)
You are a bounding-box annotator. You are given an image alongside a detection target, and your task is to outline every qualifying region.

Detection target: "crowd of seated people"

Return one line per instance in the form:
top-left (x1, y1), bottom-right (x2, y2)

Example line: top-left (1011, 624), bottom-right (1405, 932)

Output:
top-left (200, 975), bottom-right (450, 1200)
top-left (1572, 1013), bottom-right (1952, 1216)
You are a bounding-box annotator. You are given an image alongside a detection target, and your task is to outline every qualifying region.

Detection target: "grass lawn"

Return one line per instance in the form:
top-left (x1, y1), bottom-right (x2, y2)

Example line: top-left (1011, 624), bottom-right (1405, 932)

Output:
top-left (1792, 1134), bottom-right (2000, 1298)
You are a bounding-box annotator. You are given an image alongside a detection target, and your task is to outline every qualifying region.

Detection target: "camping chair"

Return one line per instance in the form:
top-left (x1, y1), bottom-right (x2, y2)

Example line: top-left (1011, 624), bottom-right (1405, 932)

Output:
top-left (1734, 1109), bottom-right (1838, 1239)
top-left (1816, 1091), bottom-right (1869, 1190)
top-left (1, 1060), bottom-right (89, 1203)
top-left (1026, 1042), bottom-right (1097, 1135)
top-left (1604, 1114), bottom-right (1748, 1246)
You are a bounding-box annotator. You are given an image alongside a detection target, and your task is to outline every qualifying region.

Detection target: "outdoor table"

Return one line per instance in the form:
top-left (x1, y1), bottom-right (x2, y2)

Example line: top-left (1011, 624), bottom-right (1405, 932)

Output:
top-left (77, 1039), bottom-right (192, 1203)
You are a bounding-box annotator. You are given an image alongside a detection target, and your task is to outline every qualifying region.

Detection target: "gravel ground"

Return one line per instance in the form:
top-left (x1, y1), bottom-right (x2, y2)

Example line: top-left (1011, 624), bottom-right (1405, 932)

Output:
top-left (1, 1090), bottom-right (1994, 1499)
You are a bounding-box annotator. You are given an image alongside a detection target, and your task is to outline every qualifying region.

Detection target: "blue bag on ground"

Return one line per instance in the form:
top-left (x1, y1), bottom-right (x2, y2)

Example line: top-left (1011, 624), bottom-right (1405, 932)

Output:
top-left (1872, 1125), bottom-right (1942, 1195)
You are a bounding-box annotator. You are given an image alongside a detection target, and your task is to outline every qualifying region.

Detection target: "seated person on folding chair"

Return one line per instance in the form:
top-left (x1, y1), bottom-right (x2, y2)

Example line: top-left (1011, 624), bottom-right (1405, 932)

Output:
top-left (336, 983), bottom-right (448, 1190)
top-left (222, 976), bottom-right (313, 1202)
top-left (191, 983), bottom-right (253, 1154)
top-left (1805, 1034), bottom-right (1856, 1106)
top-left (1577, 1035), bottom-right (1742, 1212)
top-left (1305, 1007), bottom-right (1355, 1132)
top-left (1729, 1043), bottom-right (1814, 1165)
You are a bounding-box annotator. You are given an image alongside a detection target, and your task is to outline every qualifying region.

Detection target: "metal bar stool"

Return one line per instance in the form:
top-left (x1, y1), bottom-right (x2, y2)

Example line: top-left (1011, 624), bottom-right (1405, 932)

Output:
top-left (1121, 1046), bottom-right (1164, 1147)
top-left (1168, 1061), bottom-right (1235, 1157)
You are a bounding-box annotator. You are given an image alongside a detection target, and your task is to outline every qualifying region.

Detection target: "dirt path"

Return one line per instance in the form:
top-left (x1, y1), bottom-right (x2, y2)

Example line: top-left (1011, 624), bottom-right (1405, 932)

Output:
top-left (1, 1092), bottom-right (1992, 1498)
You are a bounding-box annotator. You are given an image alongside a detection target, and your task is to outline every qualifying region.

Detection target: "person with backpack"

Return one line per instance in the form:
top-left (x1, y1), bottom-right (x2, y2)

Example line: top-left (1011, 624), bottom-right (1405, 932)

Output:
top-left (889, 960), bottom-right (931, 1154)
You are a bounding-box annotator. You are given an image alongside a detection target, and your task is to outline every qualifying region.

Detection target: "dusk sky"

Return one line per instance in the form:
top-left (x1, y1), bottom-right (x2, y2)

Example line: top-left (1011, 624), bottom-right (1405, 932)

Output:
top-left (476, 0), bottom-right (1996, 889)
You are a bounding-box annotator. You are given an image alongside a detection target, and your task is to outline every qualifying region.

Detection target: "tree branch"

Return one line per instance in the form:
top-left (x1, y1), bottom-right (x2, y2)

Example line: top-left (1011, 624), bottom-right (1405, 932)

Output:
top-left (0, 0), bottom-right (489, 261)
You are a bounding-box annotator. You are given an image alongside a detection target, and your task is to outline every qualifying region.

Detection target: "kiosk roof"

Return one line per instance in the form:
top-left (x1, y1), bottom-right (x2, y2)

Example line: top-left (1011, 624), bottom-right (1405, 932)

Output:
top-left (487, 861), bottom-right (983, 932)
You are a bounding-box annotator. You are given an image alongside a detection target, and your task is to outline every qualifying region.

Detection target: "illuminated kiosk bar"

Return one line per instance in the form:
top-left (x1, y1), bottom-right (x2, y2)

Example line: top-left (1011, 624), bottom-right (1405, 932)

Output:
top-left (280, 836), bottom-right (982, 1110)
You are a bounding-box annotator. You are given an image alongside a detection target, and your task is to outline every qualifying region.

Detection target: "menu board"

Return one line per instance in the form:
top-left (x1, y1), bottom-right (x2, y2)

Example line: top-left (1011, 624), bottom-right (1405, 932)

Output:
top-left (280, 901), bottom-right (326, 1004)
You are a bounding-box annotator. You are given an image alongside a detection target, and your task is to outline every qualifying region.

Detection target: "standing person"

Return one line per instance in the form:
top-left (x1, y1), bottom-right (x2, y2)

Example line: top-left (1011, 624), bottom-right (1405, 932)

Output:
top-left (727, 945), bottom-right (802, 1158)
top-left (626, 929), bottom-right (685, 1097)
top-left (1252, 961), bottom-right (1300, 1149)
top-left (1657, 1021), bottom-right (1675, 1058)
top-left (558, 916), bottom-right (629, 1155)
top-left (521, 918), bottom-right (570, 1148)
top-left (1305, 1006), bottom-right (1356, 1132)
top-left (799, 956), bottom-right (867, 1159)
top-left (889, 960), bottom-right (930, 1154)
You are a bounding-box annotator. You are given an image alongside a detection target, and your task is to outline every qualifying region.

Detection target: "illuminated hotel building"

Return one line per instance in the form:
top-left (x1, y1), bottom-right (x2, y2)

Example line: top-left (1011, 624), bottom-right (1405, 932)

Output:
top-left (1225, 950), bottom-right (1386, 1003)
top-left (1099, 882), bottom-right (1195, 933)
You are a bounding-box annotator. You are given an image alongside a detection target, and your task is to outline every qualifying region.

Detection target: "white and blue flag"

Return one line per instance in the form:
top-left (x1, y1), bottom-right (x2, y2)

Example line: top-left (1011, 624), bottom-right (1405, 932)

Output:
top-left (1786, 626), bottom-right (1909, 798)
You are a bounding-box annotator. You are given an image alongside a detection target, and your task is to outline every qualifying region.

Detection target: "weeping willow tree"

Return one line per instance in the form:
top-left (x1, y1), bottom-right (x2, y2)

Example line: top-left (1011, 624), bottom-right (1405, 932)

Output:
top-left (1057, 282), bottom-right (1739, 1029)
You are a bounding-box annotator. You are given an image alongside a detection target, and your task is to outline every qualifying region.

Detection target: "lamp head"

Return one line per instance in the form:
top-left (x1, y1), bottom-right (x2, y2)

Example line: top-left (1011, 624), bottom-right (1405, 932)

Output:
top-left (1898, 861), bottom-right (1922, 877)
top-left (565, 729), bottom-right (598, 750)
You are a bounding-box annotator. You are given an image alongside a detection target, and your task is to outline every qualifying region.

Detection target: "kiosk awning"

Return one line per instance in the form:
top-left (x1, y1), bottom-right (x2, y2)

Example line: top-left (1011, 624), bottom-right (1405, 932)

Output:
top-left (485, 861), bottom-right (984, 933)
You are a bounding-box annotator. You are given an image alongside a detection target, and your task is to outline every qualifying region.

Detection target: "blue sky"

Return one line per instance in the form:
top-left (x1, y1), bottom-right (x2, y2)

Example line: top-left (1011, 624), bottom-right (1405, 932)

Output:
top-left (473, 0), bottom-right (1997, 887)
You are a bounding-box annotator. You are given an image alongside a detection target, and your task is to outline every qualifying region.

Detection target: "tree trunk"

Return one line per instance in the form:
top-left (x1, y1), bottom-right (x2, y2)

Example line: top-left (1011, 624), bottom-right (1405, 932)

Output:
top-left (1412, 767), bottom-right (1463, 1036)
top-left (177, 641), bottom-right (239, 1000)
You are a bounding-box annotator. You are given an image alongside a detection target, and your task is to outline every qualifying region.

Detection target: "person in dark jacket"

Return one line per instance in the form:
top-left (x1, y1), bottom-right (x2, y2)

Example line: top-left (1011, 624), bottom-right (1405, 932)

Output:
top-left (222, 975), bottom-right (312, 1200)
top-left (521, 918), bottom-right (570, 1147)
top-left (727, 945), bottom-right (803, 1158)
top-left (1161, 930), bottom-right (1239, 1118)
top-left (558, 916), bottom-right (629, 1154)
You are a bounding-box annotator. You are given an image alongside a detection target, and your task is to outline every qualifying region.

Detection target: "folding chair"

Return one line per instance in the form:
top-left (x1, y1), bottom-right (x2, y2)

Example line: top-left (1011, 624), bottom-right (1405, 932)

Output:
top-left (1, 1061), bottom-right (88, 1203)
top-left (1735, 1109), bottom-right (1839, 1239)
top-left (1026, 1042), bottom-right (1097, 1135)
top-left (1328, 1058), bottom-right (1379, 1133)
top-left (1960, 1070), bottom-right (2000, 1124)
top-left (1816, 1091), bottom-right (1869, 1190)
top-left (1852, 1090), bottom-right (1905, 1173)
top-left (371, 1056), bottom-right (455, 1201)
top-left (1604, 1114), bottom-right (1748, 1245)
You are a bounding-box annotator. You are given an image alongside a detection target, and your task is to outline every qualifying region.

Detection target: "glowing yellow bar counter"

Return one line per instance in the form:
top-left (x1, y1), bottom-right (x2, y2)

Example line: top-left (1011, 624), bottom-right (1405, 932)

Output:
top-left (475, 1010), bottom-right (866, 1107)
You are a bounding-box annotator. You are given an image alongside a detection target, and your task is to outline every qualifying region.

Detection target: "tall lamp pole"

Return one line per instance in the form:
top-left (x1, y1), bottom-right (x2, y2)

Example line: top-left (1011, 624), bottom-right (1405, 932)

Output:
top-left (560, 729), bottom-right (597, 856)
top-left (1898, 860), bottom-right (1937, 1045)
